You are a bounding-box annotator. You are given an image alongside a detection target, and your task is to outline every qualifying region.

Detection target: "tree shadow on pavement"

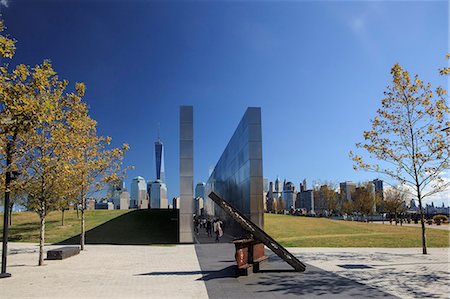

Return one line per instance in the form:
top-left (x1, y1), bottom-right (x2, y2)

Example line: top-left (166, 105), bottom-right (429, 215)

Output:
top-left (136, 265), bottom-right (237, 281)
top-left (247, 264), bottom-right (396, 298)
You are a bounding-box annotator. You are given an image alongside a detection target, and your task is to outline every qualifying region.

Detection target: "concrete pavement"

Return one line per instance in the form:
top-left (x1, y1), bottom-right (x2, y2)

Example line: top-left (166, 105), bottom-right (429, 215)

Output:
top-left (0, 243), bottom-right (208, 299)
top-left (0, 242), bottom-right (448, 298)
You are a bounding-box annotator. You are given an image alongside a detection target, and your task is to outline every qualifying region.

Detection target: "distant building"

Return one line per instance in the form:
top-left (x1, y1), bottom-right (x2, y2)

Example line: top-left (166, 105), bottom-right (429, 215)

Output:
top-left (85, 198), bottom-right (96, 210)
top-left (266, 181), bottom-right (276, 212)
top-left (150, 179), bottom-right (168, 209)
top-left (119, 191), bottom-right (130, 210)
top-left (172, 197), bottom-right (180, 209)
top-left (282, 181), bottom-right (297, 210)
top-left (195, 182), bottom-right (205, 199)
top-left (263, 177), bottom-right (269, 211)
top-left (95, 201), bottom-right (114, 210)
top-left (107, 180), bottom-right (125, 209)
top-left (130, 176), bottom-right (147, 209)
top-left (195, 182), bottom-right (206, 216)
top-left (372, 179), bottom-right (384, 199)
top-left (297, 190), bottom-right (314, 214)
top-left (263, 177), bottom-right (269, 193)
top-left (196, 197), bottom-right (204, 216)
top-left (409, 200), bottom-right (450, 216)
top-left (155, 133), bottom-right (165, 182)
top-left (275, 177), bottom-right (282, 194)
top-left (138, 189), bottom-right (149, 209)
top-left (340, 181), bottom-right (356, 201)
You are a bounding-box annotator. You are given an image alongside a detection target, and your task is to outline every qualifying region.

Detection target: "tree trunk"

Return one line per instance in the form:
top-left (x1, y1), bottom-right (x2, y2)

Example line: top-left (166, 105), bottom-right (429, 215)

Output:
top-left (395, 213), bottom-right (398, 225)
top-left (61, 209), bottom-right (64, 226)
top-left (418, 196), bottom-right (427, 254)
top-left (81, 198), bottom-right (85, 251)
top-left (38, 210), bottom-right (45, 266)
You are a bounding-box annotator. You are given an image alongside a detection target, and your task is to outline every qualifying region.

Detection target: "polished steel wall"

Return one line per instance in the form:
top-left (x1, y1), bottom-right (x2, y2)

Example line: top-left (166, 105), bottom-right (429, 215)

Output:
top-left (205, 107), bottom-right (264, 235)
top-left (179, 106), bottom-right (194, 243)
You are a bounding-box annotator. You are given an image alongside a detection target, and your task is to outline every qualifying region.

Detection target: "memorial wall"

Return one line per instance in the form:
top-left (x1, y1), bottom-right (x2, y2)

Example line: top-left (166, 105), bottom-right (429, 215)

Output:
top-left (204, 107), bottom-right (264, 235)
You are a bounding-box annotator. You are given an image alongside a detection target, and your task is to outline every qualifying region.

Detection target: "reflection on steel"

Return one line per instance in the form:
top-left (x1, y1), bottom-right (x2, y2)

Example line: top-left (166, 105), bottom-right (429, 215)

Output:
top-left (208, 192), bottom-right (306, 272)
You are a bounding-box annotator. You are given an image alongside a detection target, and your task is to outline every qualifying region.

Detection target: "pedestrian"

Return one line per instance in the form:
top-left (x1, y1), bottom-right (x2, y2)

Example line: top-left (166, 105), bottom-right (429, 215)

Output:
top-left (206, 218), bottom-right (212, 237)
top-left (194, 217), bottom-right (199, 234)
top-left (213, 219), bottom-right (223, 242)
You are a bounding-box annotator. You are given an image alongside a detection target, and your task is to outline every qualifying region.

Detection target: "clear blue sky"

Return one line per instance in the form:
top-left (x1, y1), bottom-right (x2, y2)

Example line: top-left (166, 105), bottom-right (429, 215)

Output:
top-left (2, 0), bottom-right (448, 205)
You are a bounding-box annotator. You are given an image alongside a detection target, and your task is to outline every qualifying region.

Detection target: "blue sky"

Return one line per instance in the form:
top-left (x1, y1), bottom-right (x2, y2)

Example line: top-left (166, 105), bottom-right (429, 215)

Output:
top-left (2, 0), bottom-right (448, 205)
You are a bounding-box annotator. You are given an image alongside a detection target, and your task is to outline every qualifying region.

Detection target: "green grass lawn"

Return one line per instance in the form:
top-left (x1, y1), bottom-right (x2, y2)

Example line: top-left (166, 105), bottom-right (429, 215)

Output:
top-left (1, 210), bottom-right (448, 247)
top-left (265, 213), bottom-right (449, 247)
top-left (0, 209), bottom-right (179, 244)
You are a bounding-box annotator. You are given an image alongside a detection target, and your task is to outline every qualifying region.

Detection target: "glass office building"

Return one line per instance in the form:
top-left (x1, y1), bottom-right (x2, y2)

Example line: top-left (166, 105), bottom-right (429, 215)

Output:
top-left (204, 107), bottom-right (264, 235)
top-left (155, 139), bottom-right (165, 182)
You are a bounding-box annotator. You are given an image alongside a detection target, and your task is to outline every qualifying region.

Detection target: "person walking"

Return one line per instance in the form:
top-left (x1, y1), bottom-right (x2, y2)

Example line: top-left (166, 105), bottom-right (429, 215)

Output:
top-left (206, 218), bottom-right (212, 237)
top-left (213, 219), bottom-right (223, 242)
top-left (194, 217), bottom-right (199, 235)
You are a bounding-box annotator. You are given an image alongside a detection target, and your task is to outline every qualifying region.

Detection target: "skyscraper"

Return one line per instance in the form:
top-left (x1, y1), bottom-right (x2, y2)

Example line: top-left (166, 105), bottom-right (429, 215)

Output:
top-left (195, 182), bottom-right (206, 200)
top-left (155, 134), bottom-right (165, 182)
top-left (340, 181), bottom-right (356, 201)
top-left (150, 180), bottom-right (167, 209)
top-left (372, 179), bottom-right (384, 199)
top-left (130, 176), bottom-right (146, 209)
top-left (282, 181), bottom-right (297, 210)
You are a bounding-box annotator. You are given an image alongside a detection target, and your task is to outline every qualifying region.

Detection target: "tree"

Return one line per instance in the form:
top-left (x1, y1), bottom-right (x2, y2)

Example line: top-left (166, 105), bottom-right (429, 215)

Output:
top-left (321, 183), bottom-right (339, 217)
top-left (384, 187), bottom-right (407, 225)
top-left (351, 60), bottom-right (450, 254)
top-left (352, 183), bottom-right (376, 222)
top-left (0, 25), bottom-right (60, 267)
top-left (65, 89), bottom-right (129, 250)
top-left (341, 201), bottom-right (354, 218)
top-left (21, 61), bottom-right (72, 266)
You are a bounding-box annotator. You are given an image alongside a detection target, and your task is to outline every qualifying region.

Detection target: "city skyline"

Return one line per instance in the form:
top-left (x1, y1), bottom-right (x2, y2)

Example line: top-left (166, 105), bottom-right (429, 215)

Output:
top-left (2, 1), bottom-right (448, 205)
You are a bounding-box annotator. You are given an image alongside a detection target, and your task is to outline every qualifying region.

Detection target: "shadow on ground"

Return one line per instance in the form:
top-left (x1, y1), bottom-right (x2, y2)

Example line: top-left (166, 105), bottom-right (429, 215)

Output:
top-left (136, 265), bottom-right (237, 281)
top-left (194, 243), bottom-right (398, 299)
top-left (57, 209), bottom-right (179, 245)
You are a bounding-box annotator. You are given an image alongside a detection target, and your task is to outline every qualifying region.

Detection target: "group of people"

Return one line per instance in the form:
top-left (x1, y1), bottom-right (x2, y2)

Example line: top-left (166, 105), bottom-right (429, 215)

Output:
top-left (193, 217), bottom-right (224, 242)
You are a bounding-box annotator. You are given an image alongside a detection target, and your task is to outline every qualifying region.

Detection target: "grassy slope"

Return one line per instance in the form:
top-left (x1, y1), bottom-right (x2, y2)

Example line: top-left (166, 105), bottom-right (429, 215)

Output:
top-left (1, 210), bottom-right (129, 243)
top-left (0, 210), bottom-right (179, 244)
top-left (265, 213), bottom-right (449, 247)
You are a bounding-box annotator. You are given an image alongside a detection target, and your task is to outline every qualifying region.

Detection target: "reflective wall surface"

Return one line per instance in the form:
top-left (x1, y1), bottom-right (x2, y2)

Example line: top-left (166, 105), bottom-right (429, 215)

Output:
top-left (179, 106), bottom-right (194, 243)
top-left (205, 107), bottom-right (264, 235)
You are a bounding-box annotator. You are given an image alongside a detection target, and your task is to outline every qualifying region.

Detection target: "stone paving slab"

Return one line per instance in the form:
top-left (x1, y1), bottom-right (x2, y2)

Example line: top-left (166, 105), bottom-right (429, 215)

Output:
top-left (0, 243), bottom-right (208, 299)
top-left (290, 247), bottom-right (450, 299)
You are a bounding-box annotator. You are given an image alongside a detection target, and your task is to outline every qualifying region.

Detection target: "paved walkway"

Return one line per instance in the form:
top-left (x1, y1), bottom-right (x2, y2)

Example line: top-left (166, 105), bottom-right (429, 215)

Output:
top-left (370, 221), bottom-right (450, 231)
top-left (0, 243), bottom-right (208, 299)
top-left (0, 243), bottom-right (448, 298)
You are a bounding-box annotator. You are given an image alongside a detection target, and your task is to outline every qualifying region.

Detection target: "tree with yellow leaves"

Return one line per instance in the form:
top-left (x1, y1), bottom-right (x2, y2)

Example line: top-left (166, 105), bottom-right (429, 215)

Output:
top-left (0, 20), bottom-right (45, 273)
top-left (65, 86), bottom-right (129, 250)
top-left (0, 19), bottom-right (129, 266)
top-left (20, 60), bottom-right (74, 266)
top-left (350, 59), bottom-right (450, 254)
